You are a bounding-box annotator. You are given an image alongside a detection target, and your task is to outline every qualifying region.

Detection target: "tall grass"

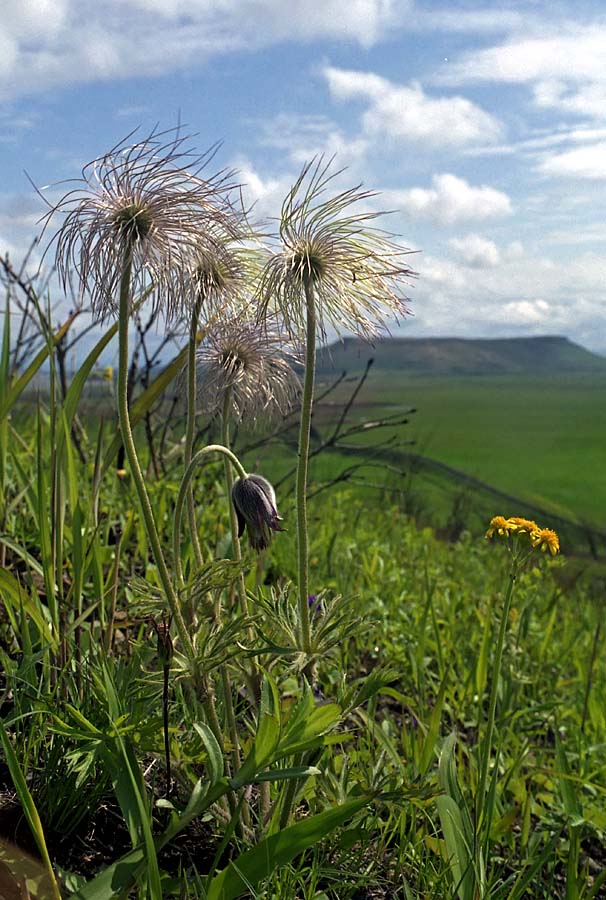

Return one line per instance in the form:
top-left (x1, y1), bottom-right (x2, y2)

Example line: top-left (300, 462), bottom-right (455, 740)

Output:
top-left (0, 133), bottom-right (604, 899)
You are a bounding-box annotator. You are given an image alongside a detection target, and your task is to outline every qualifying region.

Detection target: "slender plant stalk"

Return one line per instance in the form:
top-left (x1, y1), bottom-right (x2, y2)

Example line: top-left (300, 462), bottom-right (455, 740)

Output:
top-left (476, 560), bottom-right (518, 841)
top-left (220, 390), bottom-right (265, 826)
top-left (172, 443), bottom-right (247, 588)
top-left (581, 618), bottom-right (601, 734)
top-left (221, 390), bottom-right (249, 618)
top-left (185, 296), bottom-right (205, 574)
top-left (296, 277), bottom-right (316, 654)
top-left (162, 660), bottom-right (171, 797)
top-left (116, 246), bottom-right (195, 667)
top-left (104, 523), bottom-right (123, 655)
top-left (218, 664), bottom-right (253, 831)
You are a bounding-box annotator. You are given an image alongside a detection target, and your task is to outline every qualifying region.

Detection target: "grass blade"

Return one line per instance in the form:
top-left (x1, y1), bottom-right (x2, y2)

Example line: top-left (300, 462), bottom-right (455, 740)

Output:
top-left (0, 720), bottom-right (62, 900)
top-left (206, 796), bottom-right (371, 900)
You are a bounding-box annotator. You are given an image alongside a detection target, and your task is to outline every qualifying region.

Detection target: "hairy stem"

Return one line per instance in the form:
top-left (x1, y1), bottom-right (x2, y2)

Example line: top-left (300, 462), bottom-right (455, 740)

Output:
top-left (221, 390), bottom-right (249, 619)
top-left (296, 278), bottom-right (316, 654)
top-left (185, 296), bottom-right (204, 575)
top-left (476, 560), bottom-right (518, 845)
top-left (173, 443), bottom-right (248, 588)
top-left (116, 247), bottom-right (195, 667)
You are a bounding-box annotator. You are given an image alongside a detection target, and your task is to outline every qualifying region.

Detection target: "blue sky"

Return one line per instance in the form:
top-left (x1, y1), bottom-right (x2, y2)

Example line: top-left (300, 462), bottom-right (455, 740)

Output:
top-left (2, 0), bottom-right (606, 352)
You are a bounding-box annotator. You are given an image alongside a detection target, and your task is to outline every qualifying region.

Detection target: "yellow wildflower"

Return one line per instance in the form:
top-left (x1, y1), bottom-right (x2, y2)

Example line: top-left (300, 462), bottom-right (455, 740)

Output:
top-left (531, 528), bottom-right (560, 555)
top-left (103, 365), bottom-right (114, 382)
top-left (507, 516), bottom-right (538, 535)
top-left (486, 515), bottom-right (513, 538)
top-left (486, 515), bottom-right (560, 556)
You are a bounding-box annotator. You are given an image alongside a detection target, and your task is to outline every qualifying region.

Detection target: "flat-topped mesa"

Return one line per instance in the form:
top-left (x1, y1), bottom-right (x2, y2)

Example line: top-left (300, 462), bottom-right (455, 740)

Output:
top-left (316, 335), bottom-right (606, 376)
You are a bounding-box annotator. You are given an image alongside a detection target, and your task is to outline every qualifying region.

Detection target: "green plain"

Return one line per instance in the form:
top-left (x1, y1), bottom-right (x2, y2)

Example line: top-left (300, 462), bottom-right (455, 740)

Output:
top-left (311, 371), bottom-right (606, 525)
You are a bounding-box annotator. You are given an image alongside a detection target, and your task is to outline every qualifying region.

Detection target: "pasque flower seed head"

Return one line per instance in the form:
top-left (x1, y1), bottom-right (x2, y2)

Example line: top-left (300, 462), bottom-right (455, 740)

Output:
top-left (42, 126), bottom-right (241, 323)
top-left (196, 317), bottom-right (300, 425)
top-left (257, 156), bottom-right (416, 340)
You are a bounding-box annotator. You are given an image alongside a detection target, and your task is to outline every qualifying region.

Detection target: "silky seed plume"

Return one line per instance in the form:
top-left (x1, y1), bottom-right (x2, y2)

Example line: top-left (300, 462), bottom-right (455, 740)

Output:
top-left (41, 126), bottom-right (242, 323)
top-left (195, 318), bottom-right (301, 425)
top-left (257, 156), bottom-right (416, 340)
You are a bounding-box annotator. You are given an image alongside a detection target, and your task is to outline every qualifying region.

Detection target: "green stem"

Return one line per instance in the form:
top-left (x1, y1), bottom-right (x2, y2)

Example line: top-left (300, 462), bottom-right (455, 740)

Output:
top-left (116, 247), bottom-right (195, 668)
top-left (185, 297), bottom-right (204, 574)
top-left (296, 278), bottom-right (316, 654)
top-left (221, 391), bottom-right (249, 619)
top-left (173, 443), bottom-right (247, 588)
top-left (278, 751), bottom-right (306, 830)
top-left (476, 560), bottom-right (518, 833)
top-left (216, 401), bottom-right (256, 828)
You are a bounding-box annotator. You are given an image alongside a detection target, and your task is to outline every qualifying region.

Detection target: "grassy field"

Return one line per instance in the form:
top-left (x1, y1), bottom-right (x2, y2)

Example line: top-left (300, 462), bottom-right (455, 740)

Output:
top-left (309, 370), bottom-right (606, 526)
top-left (3, 134), bottom-right (604, 899)
top-left (3, 350), bottom-right (606, 897)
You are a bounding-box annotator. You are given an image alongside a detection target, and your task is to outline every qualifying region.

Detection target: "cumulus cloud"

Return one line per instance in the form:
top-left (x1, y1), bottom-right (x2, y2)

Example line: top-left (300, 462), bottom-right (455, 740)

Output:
top-left (256, 113), bottom-right (369, 171)
top-left (387, 174), bottom-right (512, 226)
top-left (0, 0), bottom-right (405, 100)
top-left (0, 190), bottom-right (47, 262)
top-left (533, 80), bottom-right (606, 120)
top-left (323, 66), bottom-right (502, 148)
top-left (440, 24), bottom-right (606, 137)
top-left (127, 0), bottom-right (400, 44)
top-left (231, 158), bottom-right (294, 221)
top-left (412, 7), bottom-right (529, 34)
top-left (449, 233), bottom-right (500, 268)
top-left (408, 248), bottom-right (606, 352)
top-left (441, 27), bottom-right (606, 86)
top-left (538, 142), bottom-right (606, 180)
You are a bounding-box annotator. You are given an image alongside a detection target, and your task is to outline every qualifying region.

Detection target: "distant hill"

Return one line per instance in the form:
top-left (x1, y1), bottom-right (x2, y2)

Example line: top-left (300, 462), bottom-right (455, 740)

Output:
top-left (316, 336), bottom-right (606, 376)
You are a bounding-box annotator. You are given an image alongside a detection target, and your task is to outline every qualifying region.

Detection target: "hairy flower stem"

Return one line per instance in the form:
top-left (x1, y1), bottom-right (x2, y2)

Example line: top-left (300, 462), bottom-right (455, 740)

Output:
top-left (185, 296), bottom-right (205, 576)
top-left (173, 444), bottom-right (248, 589)
top-left (221, 390), bottom-right (249, 619)
top-left (476, 561), bottom-right (518, 849)
top-left (220, 391), bottom-right (265, 823)
top-left (117, 246), bottom-right (195, 667)
top-left (296, 277), bottom-right (316, 655)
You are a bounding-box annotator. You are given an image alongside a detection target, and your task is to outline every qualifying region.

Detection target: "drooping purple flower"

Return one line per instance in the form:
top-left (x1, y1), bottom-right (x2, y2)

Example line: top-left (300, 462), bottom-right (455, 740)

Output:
top-left (231, 474), bottom-right (283, 552)
top-left (307, 594), bottom-right (322, 616)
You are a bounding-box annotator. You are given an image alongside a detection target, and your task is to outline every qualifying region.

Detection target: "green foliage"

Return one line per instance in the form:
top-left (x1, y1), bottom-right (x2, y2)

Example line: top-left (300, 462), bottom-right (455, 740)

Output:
top-left (2, 226), bottom-right (605, 900)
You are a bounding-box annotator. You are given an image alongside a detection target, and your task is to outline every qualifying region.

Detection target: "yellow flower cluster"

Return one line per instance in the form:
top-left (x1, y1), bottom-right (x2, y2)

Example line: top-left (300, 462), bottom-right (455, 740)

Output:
top-left (486, 516), bottom-right (560, 555)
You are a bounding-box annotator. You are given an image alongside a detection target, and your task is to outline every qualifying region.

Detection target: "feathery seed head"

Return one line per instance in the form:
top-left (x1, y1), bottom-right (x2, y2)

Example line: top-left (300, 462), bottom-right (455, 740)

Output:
top-left (258, 157), bottom-right (416, 340)
top-left (195, 317), bottom-right (300, 425)
top-left (185, 239), bottom-right (257, 323)
top-left (41, 127), bottom-right (241, 323)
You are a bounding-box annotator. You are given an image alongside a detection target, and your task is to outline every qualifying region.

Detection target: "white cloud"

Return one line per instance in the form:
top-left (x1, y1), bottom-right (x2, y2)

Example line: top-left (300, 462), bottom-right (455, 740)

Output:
top-left (449, 233), bottom-right (500, 268)
top-left (533, 79), bottom-right (606, 120)
top-left (0, 191), bottom-right (46, 262)
top-left (231, 158), bottom-right (293, 221)
top-left (408, 249), bottom-right (606, 352)
top-left (442, 27), bottom-right (606, 86)
top-left (441, 25), bottom-right (606, 133)
top-left (256, 113), bottom-right (369, 171)
top-left (0, 0), bottom-right (405, 100)
top-left (126, 0), bottom-right (400, 45)
top-left (324, 66), bottom-right (502, 148)
top-left (419, 255), bottom-right (467, 290)
top-left (538, 142), bottom-right (606, 180)
top-left (504, 240), bottom-right (524, 260)
top-left (387, 174), bottom-right (512, 226)
top-left (501, 298), bottom-right (550, 324)
top-left (412, 7), bottom-right (528, 34)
